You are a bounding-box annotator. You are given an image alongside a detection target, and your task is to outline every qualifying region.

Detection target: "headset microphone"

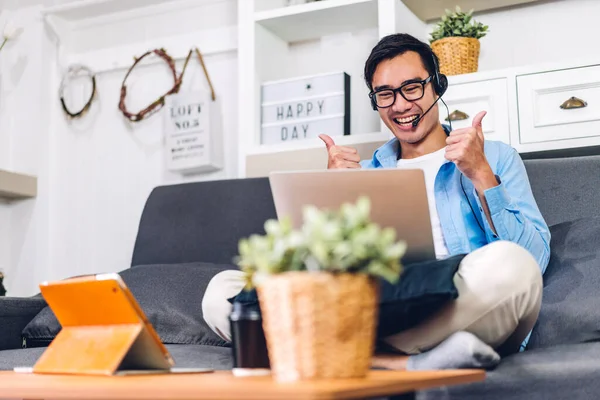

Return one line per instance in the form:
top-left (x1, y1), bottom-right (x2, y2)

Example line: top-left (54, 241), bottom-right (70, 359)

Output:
top-left (411, 94), bottom-right (443, 128)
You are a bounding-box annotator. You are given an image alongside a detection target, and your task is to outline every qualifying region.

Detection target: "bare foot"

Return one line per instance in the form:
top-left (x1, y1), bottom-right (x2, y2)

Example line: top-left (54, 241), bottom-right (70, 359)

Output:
top-left (371, 354), bottom-right (409, 370)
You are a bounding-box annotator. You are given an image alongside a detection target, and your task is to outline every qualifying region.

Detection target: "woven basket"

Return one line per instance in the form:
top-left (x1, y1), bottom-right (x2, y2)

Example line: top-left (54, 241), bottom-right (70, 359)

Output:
top-left (431, 37), bottom-right (480, 76)
top-left (257, 272), bottom-right (378, 382)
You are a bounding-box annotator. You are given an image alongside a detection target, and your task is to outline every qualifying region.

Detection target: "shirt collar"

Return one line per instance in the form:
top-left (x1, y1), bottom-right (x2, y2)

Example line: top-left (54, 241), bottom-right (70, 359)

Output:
top-left (374, 124), bottom-right (452, 168)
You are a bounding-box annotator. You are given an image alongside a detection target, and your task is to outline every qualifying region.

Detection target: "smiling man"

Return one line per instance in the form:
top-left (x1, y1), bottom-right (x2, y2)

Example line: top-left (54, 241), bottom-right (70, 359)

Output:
top-left (317, 33), bottom-right (550, 368)
top-left (201, 33), bottom-right (550, 371)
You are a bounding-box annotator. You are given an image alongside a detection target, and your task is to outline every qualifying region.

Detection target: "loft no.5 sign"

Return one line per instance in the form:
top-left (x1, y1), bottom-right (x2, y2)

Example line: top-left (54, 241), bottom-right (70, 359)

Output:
top-left (164, 91), bottom-right (223, 174)
top-left (260, 72), bottom-right (350, 145)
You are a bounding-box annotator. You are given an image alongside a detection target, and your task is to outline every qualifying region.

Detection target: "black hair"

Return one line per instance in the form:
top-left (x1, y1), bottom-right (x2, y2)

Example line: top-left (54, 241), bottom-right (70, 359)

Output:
top-left (364, 33), bottom-right (438, 91)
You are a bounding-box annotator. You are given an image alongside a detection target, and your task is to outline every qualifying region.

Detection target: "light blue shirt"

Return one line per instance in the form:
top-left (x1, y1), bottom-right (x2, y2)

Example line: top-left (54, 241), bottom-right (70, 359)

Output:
top-left (360, 129), bottom-right (551, 351)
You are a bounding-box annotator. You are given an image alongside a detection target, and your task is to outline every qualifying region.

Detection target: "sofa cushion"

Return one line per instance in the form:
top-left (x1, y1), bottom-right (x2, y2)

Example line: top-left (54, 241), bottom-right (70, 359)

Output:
top-left (131, 177), bottom-right (277, 267)
top-left (420, 342), bottom-right (600, 400)
top-left (528, 216), bottom-right (600, 350)
top-left (524, 155), bottom-right (600, 227)
top-left (22, 263), bottom-right (236, 347)
top-left (0, 344), bottom-right (233, 371)
top-left (231, 254), bottom-right (465, 339)
top-left (0, 348), bottom-right (46, 371)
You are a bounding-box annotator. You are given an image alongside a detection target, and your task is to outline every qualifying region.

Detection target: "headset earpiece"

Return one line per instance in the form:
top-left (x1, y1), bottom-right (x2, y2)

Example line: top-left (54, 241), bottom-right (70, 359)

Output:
top-left (370, 94), bottom-right (378, 111)
top-left (435, 73), bottom-right (448, 96)
top-left (430, 52), bottom-right (448, 96)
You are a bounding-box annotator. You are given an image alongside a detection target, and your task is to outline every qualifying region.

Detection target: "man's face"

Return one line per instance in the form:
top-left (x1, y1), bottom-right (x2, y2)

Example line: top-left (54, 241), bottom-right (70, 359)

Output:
top-left (371, 51), bottom-right (439, 144)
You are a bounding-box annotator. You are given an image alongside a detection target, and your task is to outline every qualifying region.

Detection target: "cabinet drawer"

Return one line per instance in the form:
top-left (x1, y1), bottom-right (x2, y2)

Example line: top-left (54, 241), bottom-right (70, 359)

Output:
top-left (440, 78), bottom-right (510, 144)
top-left (517, 65), bottom-right (600, 144)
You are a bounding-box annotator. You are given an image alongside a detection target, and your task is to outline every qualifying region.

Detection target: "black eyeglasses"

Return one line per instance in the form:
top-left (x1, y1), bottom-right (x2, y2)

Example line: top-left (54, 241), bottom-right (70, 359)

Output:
top-left (369, 76), bottom-right (433, 108)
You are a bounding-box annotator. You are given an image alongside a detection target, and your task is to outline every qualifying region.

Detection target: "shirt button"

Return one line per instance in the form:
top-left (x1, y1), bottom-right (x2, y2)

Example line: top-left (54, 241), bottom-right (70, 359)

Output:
top-left (479, 207), bottom-right (483, 212)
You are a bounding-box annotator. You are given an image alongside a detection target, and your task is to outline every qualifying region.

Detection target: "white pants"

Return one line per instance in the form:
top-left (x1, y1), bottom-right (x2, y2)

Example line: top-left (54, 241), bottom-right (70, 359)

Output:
top-left (201, 241), bottom-right (543, 355)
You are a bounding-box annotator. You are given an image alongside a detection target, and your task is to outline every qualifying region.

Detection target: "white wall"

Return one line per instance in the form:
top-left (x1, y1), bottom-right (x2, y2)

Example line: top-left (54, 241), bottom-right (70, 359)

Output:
top-left (49, 51), bottom-right (238, 283)
top-left (0, 4), bottom-right (55, 296)
top-left (0, 0), bottom-right (238, 296)
top-left (1, 0), bottom-right (599, 296)
top-left (427, 0), bottom-right (600, 72)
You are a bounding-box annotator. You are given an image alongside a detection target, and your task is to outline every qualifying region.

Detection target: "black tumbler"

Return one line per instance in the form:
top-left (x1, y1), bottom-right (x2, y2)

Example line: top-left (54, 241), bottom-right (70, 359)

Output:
top-left (229, 302), bottom-right (271, 376)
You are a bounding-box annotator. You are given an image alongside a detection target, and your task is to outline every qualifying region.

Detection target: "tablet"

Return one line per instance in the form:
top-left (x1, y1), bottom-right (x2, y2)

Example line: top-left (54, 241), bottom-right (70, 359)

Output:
top-left (33, 273), bottom-right (190, 375)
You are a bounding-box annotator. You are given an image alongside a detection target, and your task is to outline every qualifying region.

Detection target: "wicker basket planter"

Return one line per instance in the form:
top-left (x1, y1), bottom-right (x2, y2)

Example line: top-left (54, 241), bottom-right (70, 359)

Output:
top-left (431, 37), bottom-right (480, 76)
top-left (257, 271), bottom-right (379, 382)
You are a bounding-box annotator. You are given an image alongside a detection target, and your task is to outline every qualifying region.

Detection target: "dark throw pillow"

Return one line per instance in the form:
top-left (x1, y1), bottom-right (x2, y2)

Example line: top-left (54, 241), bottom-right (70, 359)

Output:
top-left (229, 254), bottom-right (465, 339)
top-left (528, 216), bottom-right (600, 350)
top-left (22, 262), bottom-right (236, 348)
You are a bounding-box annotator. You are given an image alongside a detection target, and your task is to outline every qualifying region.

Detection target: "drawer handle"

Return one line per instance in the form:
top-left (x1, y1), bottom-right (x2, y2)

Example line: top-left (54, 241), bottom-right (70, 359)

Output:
top-left (560, 96), bottom-right (587, 110)
top-left (445, 110), bottom-right (469, 121)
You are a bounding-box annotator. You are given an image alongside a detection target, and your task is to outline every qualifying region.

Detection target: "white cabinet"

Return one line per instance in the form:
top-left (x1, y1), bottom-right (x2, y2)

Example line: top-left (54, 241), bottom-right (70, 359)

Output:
top-left (517, 64), bottom-right (600, 145)
top-left (441, 78), bottom-right (510, 145)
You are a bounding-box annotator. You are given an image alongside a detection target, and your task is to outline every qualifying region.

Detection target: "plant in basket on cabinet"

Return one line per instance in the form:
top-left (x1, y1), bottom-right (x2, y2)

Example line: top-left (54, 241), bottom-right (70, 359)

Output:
top-left (235, 196), bottom-right (407, 382)
top-left (429, 6), bottom-right (488, 76)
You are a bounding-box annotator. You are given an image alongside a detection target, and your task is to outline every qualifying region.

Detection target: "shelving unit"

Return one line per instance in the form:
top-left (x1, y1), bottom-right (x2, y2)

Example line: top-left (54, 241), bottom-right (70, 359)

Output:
top-left (237, 0), bottom-right (430, 177)
top-left (402, 0), bottom-right (542, 22)
top-left (0, 170), bottom-right (37, 200)
top-left (245, 131), bottom-right (391, 156)
top-left (254, 0), bottom-right (379, 43)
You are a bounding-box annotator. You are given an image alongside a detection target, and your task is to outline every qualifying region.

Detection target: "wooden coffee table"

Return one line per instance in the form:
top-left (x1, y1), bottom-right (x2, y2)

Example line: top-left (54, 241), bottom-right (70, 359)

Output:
top-left (0, 369), bottom-right (484, 400)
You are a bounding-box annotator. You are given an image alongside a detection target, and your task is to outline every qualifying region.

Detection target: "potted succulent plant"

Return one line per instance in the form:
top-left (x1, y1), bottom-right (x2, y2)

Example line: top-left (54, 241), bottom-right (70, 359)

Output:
top-left (236, 196), bottom-right (406, 382)
top-left (429, 6), bottom-right (489, 76)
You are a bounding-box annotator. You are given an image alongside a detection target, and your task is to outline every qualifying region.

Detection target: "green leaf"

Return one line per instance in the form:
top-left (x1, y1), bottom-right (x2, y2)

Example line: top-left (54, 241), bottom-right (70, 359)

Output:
top-left (367, 260), bottom-right (400, 284)
top-left (234, 197), bottom-right (406, 287)
top-left (429, 5), bottom-right (487, 40)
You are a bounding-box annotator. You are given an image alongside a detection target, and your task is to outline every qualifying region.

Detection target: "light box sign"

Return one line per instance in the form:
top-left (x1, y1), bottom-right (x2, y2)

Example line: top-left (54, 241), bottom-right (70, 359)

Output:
top-left (260, 72), bottom-right (350, 145)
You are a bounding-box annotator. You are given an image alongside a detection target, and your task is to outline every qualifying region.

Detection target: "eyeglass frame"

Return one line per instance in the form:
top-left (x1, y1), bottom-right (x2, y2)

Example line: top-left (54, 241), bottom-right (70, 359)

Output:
top-left (368, 75), bottom-right (433, 109)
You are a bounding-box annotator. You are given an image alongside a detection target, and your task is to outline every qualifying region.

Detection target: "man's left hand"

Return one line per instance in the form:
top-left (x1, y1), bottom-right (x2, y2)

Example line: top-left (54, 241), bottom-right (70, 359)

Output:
top-left (445, 110), bottom-right (498, 192)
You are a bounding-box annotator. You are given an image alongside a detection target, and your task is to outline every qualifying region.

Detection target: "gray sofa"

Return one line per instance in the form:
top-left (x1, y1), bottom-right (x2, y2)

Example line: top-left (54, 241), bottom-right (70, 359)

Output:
top-left (2, 154), bottom-right (600, 399)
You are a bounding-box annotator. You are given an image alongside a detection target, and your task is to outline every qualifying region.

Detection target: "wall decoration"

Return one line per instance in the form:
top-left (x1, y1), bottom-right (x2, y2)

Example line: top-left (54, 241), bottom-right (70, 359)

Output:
top-left (260, 72), bottom-right (350, 145)
top-left (429, 6), bottom-right (489, 76)
top-left (118, 48), bottom-right (183, 122)
top-left (163, 48), bottom-right (223, 174)
top-left (59, 64), bottom-right (97, 119)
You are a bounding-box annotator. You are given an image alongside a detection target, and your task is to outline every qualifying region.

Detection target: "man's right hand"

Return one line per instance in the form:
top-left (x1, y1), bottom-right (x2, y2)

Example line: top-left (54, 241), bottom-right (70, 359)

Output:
top-left (319, 134), bottom-right (361, 170)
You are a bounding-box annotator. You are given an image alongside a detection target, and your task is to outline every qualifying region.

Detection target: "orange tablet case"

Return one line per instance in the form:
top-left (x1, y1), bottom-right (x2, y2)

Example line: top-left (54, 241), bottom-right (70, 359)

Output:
top-left (33, 273), bottom-right (175, 376)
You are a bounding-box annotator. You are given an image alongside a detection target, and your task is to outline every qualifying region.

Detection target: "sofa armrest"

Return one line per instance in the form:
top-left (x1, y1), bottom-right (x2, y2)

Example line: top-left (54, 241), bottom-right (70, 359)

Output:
top-left (0, 296), bottom-right (47, 350)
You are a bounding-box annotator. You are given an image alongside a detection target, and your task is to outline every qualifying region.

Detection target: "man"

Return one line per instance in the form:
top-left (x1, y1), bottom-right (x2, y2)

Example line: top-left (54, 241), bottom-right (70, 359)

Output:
top-left (202, 34), bottom-right (549, 369)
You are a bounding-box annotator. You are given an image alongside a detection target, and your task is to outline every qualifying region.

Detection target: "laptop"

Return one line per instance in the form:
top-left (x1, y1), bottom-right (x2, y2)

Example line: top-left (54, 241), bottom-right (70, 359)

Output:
top-left (268, 168), bottom-right (436, 265)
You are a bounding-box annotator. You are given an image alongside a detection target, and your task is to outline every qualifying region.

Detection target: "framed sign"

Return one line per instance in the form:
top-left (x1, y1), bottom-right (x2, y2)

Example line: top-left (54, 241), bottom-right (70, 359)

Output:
top-left (164, 91), bottom-right (223, 174)
top-left (260, 72), bottom-right (350, 145)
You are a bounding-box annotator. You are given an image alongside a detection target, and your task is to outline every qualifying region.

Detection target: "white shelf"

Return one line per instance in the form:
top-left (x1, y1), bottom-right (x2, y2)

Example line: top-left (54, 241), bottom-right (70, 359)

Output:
top-left (254, 0), bottom-right (378, 43)
top-left (402, 0), bottom-right (543, 22)
top-left (43, 0), bottom-right (191, 21)
top-left (246, 131), bottom-right (391, 156)
top-left (0, 170), bottom-right (37, 200)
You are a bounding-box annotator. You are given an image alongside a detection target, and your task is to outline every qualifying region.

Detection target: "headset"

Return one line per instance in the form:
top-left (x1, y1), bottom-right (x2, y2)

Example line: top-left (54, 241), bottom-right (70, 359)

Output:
top-left (369, 51), bottom-right (448, 112)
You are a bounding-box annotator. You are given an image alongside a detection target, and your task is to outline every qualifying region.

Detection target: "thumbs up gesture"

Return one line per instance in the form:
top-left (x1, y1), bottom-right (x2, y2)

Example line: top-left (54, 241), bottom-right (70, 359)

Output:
top-left (445, 111), bottom-right (492, 181)
top-left (319, 134), bottom-right (361, 170)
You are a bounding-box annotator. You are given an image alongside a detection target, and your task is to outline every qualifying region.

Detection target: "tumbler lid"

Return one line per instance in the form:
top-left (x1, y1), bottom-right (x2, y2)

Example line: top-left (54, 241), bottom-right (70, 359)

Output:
top-left (229, 301), bottom-right (261, 321)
